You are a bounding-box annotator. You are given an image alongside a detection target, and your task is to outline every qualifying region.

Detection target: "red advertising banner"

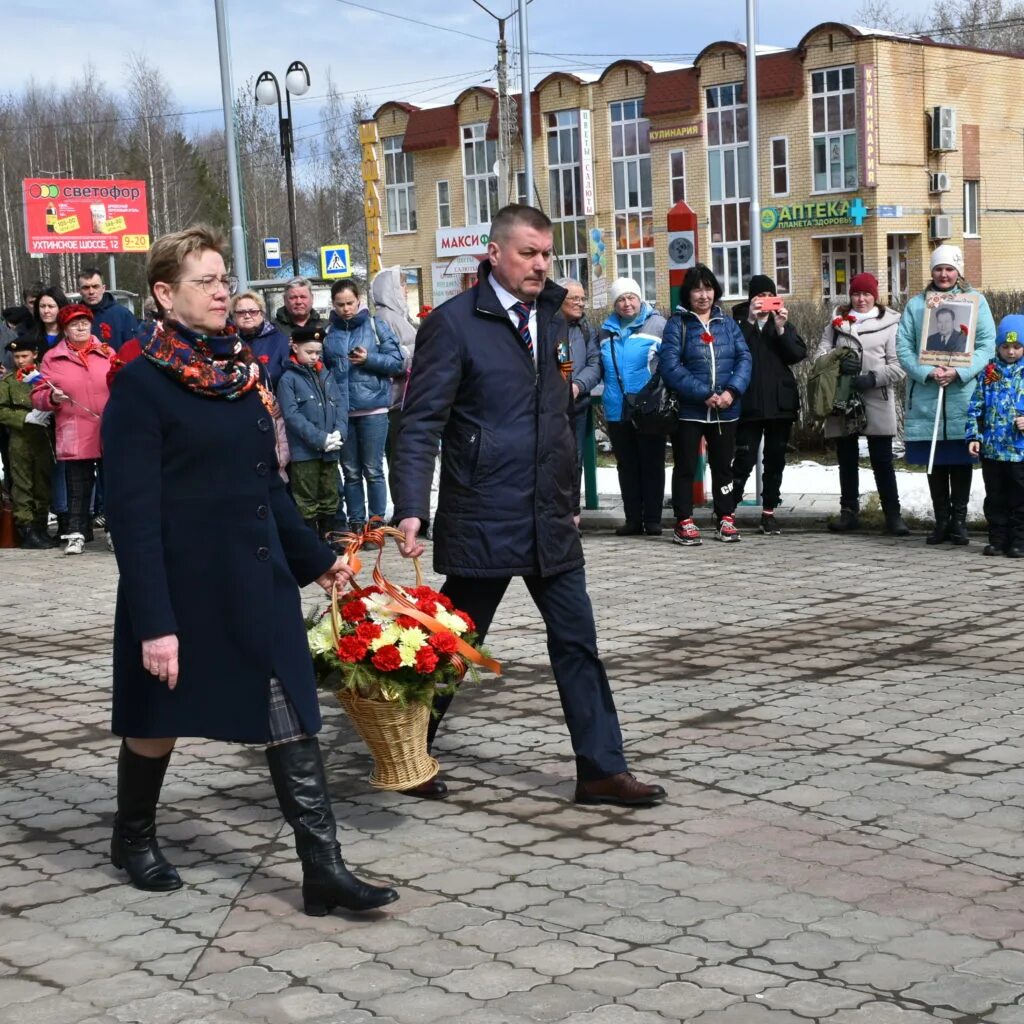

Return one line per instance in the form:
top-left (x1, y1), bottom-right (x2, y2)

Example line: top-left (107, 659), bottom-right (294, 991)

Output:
top-left (22, 178), bottom-right (151, 254)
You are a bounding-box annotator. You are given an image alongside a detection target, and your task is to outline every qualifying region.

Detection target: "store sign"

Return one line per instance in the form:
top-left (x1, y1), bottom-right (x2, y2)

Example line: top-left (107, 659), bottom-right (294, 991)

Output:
top-left (760, 197), bottom-right (869, 232)
top-left (431, 261), bottom-right (464, 306)
top-left (359, 121), bottom-right (383, 275)
top-left (22, 178), bottom-right (149, 254)
top-left (443, 254), bottom-right (484, 276)
top-left (859, 64), bottom-right (878, 188)
top-left (588, 226), bottom-right (608, 308)
top-left (649, 122), bottom-right (702, 144)
top-left (435, 225), bottom-right (490, 257)
top-left (580, 109), bottom-right (596, 216)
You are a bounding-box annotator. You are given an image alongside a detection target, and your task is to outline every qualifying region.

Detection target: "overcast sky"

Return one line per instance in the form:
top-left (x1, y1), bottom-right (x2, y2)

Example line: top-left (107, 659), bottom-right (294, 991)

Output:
top-left (5, 0), bottom-right (934, 138)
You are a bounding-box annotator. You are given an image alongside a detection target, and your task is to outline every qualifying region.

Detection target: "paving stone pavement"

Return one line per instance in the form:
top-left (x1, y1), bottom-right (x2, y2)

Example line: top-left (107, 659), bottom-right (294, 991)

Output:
top-left (0, 529), bottom-right (1022, 1024)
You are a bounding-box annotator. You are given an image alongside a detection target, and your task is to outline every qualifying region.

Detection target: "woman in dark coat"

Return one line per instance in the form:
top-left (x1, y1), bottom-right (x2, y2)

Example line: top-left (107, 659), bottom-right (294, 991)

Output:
top-left (101, 224), bottom-right (397, 916)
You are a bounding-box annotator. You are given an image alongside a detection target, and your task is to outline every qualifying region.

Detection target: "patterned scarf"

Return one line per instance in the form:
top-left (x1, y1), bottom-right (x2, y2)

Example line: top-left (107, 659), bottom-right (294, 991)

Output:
top-left (142, 319), bottom-right (260, 401)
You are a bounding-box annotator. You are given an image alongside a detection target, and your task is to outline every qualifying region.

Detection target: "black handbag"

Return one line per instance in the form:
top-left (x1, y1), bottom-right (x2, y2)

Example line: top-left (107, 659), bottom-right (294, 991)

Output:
top-left (609, 340), bottom-right (679, 435)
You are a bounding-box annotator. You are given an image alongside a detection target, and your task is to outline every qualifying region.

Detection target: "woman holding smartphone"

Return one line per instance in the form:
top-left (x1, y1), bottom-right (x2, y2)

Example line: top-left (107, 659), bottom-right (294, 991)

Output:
top-left (323, 280), bottom-right (404, 532)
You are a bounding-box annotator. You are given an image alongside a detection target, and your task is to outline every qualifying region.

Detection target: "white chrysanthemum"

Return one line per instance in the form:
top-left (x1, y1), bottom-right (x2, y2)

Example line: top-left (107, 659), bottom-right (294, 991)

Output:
top-left (369, 622), bottom-right (401, 651)
top-left (307, 616), bottom-right (335, 655)
top-left (398, 627), bottom-right (428, 652)
top-left (435, 608), bottom-right (468, 635)
top-left (398, 645), bottom-right (416, 668)
top-left (363, 591), bottom-right (395, 625)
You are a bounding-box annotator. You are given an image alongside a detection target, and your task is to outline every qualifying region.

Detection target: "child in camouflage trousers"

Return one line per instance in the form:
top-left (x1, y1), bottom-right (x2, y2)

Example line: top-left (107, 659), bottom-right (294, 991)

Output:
top-left (0, 338), bottom-right (55, 548)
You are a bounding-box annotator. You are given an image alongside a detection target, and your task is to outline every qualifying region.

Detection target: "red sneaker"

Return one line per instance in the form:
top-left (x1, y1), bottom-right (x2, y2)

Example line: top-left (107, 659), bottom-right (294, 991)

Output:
top-left (716, 515), bottom-right (741, 543)
top-left (672, 518), bottom-right (701, 546)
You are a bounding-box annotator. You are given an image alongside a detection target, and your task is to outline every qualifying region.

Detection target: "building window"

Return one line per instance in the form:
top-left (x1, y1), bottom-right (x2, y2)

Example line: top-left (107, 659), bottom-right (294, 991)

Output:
top-left (436, 181), bottom-right (451, 228)
top-left (964, 179), bottom-right (980, 236)
top-left (669, 149), bottom-right (686, 203)
top-left (820, 236), bottom-right (863, 301)
top-left (773, 239), bottom-right (791, 294)
top-left (610, 99), bottom-right (655, 301)
top-left (383, 135), bottom-right (416, 234)
top-left (811, 66), bottom-right (858, 192)
top-left (547, 110), bottom-right (588, 287)
top-left (515, 170), bottom-right (528, 205)
top-left (706, 82), bottom-right (750, 299)
top-left (887, 234), bottom-right (911, 302)
top-left (462, 123), bottom-right (498, 225)
top-left (770, 137), bottom-right (789, 197)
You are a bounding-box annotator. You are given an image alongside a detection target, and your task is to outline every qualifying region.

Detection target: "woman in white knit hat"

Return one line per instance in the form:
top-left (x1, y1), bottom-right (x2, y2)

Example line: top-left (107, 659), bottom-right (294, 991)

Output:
top-left (597, 277), bottom-right (667, 535)
top-left (896, 245), bottom-right (996, 544)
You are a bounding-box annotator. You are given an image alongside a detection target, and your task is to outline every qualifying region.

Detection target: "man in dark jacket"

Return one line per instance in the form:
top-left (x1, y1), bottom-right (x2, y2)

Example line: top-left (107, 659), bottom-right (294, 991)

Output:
top-left (274, 277), bottom-right (326, 338)
top-left (729, 274), bottom-right (807, 534)
top-left (78, 267), bottom-right (140, 351)
top-left (392, 204), bottom-right (665, 808)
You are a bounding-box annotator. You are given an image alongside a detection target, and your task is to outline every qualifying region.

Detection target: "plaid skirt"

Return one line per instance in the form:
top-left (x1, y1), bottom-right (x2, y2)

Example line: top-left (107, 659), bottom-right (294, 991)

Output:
top-left (266, 677), bottom-right (311, 747)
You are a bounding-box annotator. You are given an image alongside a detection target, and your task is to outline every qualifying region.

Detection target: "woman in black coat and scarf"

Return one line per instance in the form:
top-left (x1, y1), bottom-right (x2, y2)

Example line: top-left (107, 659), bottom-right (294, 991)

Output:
top-left (101, 224), bottom-right (397, 916)
top-left (729, 274), bottom-right (806, 534)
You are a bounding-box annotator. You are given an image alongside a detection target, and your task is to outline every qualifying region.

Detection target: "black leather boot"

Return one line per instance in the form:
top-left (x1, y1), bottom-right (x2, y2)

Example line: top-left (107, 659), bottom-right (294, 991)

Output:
top-left (110, 741), bottom-right (182, 892)
top-left (948, 466), bottom-right (972, 546)
top-left (926, 470), bottom-right (951, 545)
top-left (265, 737), bottom-right (399, 915)
top-left (883, 507), bottom-right (910, 536)
top-left (828, 507), bottom-right (860, 532)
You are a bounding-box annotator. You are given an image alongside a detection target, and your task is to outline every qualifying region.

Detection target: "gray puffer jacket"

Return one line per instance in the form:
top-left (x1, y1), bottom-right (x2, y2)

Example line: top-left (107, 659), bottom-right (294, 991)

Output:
top-left (371, 266), bottom-right (418, 408)
top-left (813, 306), bottom-right (904, 437)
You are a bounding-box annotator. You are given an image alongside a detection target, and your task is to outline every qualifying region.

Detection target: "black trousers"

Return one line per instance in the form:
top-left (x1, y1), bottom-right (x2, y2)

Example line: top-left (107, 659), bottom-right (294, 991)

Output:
top-left (427, 569), bottom-right (628, 782)
top-left (64, 458), bottom-right (98, 535)
top-left (605, 420), bottom-right (665, 527)
top-left (731, 419), bottom-right (792, 510)
top-left (835, 435), bottom-right (900, 512)
top-left (670, 420), bottom-right (738, 521)
top-left (981, 458), bottom-right (1024, 549)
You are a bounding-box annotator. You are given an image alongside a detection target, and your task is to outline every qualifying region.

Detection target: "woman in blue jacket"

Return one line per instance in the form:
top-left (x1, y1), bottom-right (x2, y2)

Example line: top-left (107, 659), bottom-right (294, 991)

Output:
top-left (659, 264), bottom-right (752, 545)
top-left (323, 280), bottom-right (404, 531)
top-left (598, 278), bottom-right (668, 535)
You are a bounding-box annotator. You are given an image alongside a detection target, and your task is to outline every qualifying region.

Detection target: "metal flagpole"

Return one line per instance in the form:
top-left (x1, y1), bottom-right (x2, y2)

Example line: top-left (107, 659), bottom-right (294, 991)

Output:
top-left (517, 0), bottom-right (533, 206)
top-left (746, 0), bottom-right (765, 506)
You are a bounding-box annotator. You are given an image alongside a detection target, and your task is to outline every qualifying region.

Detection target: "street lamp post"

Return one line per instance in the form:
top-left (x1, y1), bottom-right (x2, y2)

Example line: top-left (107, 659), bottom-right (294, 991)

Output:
top-left (255, 60), bottom-right (310, 277)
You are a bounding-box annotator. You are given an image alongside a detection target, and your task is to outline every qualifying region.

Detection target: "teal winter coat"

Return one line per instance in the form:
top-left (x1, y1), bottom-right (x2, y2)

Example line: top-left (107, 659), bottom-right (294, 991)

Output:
top-left (896, 285), bottom-right (996, 442)
top-left (966, 357), bottom-right (1024, 462)
top-left (597, 304), bottom-right (667, 423)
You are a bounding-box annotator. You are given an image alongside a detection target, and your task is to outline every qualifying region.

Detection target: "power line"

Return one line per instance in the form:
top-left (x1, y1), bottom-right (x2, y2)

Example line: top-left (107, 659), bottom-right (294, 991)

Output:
top-left (328, 0), bottom-right (493, 43)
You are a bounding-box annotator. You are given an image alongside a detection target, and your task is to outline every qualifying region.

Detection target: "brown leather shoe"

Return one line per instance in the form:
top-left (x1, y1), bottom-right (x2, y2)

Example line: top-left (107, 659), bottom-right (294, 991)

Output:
top-left (400, 775), bottom-right (448, 800)
top-left (574, 772), bottom-right (666, 806)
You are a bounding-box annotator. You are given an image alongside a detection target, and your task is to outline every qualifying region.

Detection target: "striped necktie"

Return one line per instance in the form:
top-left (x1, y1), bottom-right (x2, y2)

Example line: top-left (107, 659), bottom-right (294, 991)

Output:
top-left (511, 301), bottom-right (534, 356)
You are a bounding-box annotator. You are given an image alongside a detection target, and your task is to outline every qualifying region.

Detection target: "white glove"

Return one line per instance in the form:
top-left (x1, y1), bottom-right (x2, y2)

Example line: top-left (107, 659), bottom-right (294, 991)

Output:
top-left (323, 430), bottom-right (343, 452)
top-left (24, 409), bottom-right (52, 426)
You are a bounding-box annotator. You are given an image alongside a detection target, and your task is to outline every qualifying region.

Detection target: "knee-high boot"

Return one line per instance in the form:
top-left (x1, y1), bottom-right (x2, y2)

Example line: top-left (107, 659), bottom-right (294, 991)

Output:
top-left (110, 741), bottom-right (182, 892)
top-left (265, 737), bottom-right (398, 915)
top-left (926, 468), bottom-right (951, 545)
top-left (948, 464), bottom-right (973, 546)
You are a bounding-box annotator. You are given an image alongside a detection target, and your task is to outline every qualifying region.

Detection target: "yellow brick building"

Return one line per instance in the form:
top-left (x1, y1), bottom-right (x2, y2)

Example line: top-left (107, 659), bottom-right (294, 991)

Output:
top-left (362, 21), bottom-right (1024, 311)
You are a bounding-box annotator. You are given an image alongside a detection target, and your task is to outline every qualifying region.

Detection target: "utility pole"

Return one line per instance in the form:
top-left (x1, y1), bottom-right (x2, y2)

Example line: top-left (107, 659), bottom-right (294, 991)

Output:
top-left (496, 20), bottom-right (510, 208)
top-left (746, 0), bottom-right (762, 277)
top-left (517, 0), bottom-right (534, 207)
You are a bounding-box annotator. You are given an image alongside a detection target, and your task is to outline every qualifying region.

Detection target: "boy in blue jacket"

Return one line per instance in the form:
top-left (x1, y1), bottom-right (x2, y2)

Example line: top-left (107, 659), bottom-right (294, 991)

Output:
top-left (276, 327), bottom-right (348, 539)
top-left (967, 314), bottom-right (1024, 557)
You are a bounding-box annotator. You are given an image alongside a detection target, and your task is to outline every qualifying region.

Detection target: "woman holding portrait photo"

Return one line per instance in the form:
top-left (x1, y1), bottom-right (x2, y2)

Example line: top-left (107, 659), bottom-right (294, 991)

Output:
top-left (896, 245), bottom-right (995, 546)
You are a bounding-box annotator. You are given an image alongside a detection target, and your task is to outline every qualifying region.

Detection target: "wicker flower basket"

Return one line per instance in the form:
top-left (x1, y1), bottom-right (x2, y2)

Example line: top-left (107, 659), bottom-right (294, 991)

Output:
top-left (336, 690), bottom-right (440, 790)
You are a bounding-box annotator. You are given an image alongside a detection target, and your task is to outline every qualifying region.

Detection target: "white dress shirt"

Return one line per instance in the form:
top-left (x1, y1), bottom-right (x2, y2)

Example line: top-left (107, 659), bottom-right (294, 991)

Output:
top-left (488, 274), bottom-right (538, 366)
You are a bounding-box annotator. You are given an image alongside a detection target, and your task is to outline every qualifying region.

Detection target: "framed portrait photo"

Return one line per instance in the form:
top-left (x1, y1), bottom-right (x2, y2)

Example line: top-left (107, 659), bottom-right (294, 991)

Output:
top-left (918, 292), bottom-right (980, 369)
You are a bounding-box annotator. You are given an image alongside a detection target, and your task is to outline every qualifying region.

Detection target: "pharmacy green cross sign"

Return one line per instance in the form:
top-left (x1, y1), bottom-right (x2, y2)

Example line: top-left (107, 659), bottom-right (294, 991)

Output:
top-left (760, 198), bottom-right (870, 232)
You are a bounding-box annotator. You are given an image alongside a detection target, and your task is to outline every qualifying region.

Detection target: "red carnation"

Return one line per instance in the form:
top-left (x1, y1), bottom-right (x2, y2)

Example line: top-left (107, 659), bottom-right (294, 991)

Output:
top-left (100, 322), bottom-right (112, 340)
top-left (436, 594), bottom-right (454, 612)
top-left (454, 610), bottom-right (476, 632)
top-left (415, 597), bottom-right (439, 615)
top-left (700, 331), bottom-right (714, 344)
top-left (428, 631), bottom-right (459, 654)
top-left (341, 599), bottom-right (367, 622)
top-left (257, 353), bottom-right (270, 364)
top-left (355, 621), bottom-right (382, 642)
top-left (396, 613), bottom-right (420, 629)
top-left (415, 646), bottom-right (439, 674)
top-left (337, 636), bottom-right (369, 662)
top-left (371, 645), bottom-right (402, 672)
top-left (960, 323), bottom-right (970, 335)
top-left (832, 317), bottom-right (844, 329)
top-left (846, 314), bottom-right (857, 323)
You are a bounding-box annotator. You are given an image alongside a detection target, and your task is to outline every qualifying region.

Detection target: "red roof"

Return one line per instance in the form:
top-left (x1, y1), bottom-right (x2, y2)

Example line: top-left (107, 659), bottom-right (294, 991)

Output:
top-left (402, 104), bottom-right (460, 152)
top-left (487, 92), bottom-right (541, 140)
top-left (644, 68), bottom-right (700, 117)
top-left (757, 52), bottom-right (803, 100)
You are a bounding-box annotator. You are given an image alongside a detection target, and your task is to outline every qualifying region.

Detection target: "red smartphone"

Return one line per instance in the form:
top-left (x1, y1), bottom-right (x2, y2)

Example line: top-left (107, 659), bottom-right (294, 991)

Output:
top-left (758, 296), bottom-right (784, 312)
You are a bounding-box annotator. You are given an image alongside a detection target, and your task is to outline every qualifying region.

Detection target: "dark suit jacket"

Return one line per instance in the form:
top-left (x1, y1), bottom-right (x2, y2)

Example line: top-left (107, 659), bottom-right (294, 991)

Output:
top-left (392, 261), bottom-right (582, 579)
top-left (925, 330), bottom-right (967, 353)
top-left (101, 354), bottom-right (335, 742)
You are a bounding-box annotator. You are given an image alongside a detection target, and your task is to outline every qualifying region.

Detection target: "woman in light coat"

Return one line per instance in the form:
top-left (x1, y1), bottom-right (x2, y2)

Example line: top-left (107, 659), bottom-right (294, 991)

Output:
top-left (896, 245), bottom-right (996, 545)
top-left (813, 272), bottom-right (907, 535)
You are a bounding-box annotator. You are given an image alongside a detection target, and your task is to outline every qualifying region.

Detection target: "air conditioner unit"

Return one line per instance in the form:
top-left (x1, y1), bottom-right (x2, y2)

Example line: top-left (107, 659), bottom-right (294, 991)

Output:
top-left (930, 106), bottom-right (957, 151)
top-left (929, 171), bottom-right (951, 193)
top-left (929, 214), bottom-right (952, 240)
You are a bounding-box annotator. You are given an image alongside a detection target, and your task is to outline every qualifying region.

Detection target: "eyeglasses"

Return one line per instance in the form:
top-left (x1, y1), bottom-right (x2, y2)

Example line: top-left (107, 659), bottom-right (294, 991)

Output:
top-left (566, 295), bottom-right (586, 303)
top-left (182, 275), bottom-right (239, 296)
top-left (233, 307), bottom-right (262, 318)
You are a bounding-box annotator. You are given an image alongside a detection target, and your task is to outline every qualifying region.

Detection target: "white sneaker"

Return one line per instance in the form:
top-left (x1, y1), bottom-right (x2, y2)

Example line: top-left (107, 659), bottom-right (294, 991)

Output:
top-left (105, 533), bottom-right (114, 552)
top-left (63, 532), bottom-right (85, 556)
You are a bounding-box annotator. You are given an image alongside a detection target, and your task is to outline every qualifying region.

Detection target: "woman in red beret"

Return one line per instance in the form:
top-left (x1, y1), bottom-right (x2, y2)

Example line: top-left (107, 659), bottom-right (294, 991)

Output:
top-left (31, 304), bottom-right (116, 555)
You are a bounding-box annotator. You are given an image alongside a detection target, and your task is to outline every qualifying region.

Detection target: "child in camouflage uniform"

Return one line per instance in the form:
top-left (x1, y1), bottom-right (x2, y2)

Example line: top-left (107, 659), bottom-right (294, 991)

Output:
top-left (0, 338), bottom-right (55, 548)
top-left (967, 314), bottom-right (1024, 557)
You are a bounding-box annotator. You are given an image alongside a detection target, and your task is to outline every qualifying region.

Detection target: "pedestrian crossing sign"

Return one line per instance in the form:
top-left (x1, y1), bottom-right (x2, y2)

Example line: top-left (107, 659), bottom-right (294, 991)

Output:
top-left (319, 244), bottom-right (352, 279)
